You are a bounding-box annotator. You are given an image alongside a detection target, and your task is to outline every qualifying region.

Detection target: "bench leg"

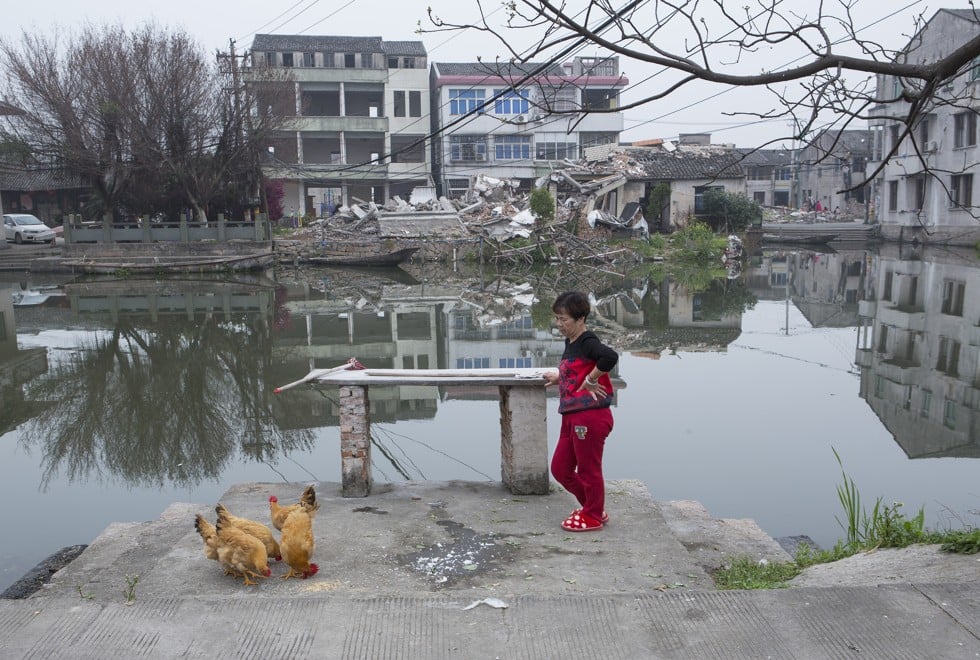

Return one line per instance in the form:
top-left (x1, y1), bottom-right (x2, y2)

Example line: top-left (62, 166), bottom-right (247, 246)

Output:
top-left (499, 385), bottom-right (549, 495)
top-left (339, 385), bottom-right (372, 497)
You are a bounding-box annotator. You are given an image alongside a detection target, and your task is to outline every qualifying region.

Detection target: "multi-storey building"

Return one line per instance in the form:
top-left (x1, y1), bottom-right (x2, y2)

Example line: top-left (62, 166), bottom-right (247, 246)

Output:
top-left (737, 147), bottom-right (794, 209)
top-left (866, 9), bottom-right (980, 245)
top-left (249, 35), bottom-right (432, 216)
top-left (855, 250), bottom-right (979, 457)
top-left (429, 57), bottom-right (628, 197)
top-left (797, 129), bottom-right (871, 215)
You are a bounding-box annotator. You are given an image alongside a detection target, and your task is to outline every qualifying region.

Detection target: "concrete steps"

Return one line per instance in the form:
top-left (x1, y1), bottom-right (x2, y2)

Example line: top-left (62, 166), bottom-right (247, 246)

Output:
top-left (26, 481), bottom-right (795, 606)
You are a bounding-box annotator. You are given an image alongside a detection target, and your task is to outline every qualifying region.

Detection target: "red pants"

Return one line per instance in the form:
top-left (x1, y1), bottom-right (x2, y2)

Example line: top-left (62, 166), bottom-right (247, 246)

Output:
top-left (551, 407), bottom-right (613, 523)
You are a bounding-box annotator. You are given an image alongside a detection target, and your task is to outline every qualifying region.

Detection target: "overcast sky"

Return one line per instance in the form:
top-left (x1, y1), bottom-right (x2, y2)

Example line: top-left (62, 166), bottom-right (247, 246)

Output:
top-left (2, 0), bottom-right (975, 148)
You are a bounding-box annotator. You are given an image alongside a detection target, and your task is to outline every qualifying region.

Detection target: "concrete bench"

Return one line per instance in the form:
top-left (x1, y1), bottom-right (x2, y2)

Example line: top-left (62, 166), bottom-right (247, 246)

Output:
top-left (308, 368), bottom-right (550, 497)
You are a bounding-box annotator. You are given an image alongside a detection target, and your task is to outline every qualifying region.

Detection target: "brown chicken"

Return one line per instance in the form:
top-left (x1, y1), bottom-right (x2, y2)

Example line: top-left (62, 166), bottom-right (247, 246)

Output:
top-left (279, 495), bottom-right (320, 580)
top-left (214, 507), bottom-right (272, 586)
top-left (269, 484), bottom-right (317, 531)
top-left (214, 503), bottom-right (281, 561)
top-left (194, 513), bottom-right (219, 561)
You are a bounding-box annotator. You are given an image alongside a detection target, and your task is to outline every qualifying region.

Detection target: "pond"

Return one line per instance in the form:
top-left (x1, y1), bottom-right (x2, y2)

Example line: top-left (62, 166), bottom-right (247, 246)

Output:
top-left (1, 243), bottom-right (978, 593)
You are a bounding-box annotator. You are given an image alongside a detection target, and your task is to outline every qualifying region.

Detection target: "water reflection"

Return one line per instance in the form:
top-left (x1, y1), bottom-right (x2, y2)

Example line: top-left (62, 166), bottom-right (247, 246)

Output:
top-left (855, 245), bottom-right (980, 458)
top-left (2, 275), bottom-right (316, 490)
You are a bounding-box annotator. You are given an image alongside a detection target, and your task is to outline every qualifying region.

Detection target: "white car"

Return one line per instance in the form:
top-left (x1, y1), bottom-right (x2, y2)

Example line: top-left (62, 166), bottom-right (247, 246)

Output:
top-left (3, 213), bottom-right (56, 244)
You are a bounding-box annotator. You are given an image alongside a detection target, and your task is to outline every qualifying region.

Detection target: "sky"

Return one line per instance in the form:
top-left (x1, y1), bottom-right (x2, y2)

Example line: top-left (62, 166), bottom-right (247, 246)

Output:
top-left (2, 0), bottom-right (975, 148)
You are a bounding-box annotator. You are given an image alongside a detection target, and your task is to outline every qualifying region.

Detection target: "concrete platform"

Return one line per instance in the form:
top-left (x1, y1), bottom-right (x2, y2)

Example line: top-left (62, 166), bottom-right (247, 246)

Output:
top-left (1, 479), bottom-right (977, 659)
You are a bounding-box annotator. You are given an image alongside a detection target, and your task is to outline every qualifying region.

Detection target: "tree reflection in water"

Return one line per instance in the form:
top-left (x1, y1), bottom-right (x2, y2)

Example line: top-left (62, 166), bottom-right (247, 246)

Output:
top-left (20, 311), bottom-right (314, 490)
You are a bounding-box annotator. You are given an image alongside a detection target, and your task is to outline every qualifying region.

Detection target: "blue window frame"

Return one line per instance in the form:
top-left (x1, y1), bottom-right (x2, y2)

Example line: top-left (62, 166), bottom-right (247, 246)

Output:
top-left (449, 89), bottom-right (486, 115)
top-left (493, 89), bottom-right (529, 115)
top-left (495, 135), bottom-right (531, 160)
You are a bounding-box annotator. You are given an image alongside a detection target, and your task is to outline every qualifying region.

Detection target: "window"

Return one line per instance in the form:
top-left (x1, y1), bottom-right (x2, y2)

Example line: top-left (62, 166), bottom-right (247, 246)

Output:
top-left (535, 132), bottom-right (577, 160)
top-left (874, 375), bottom-right (885, 398)
top-left (950, 173), bottom-right (973, 207)
top-left (302, 52), bottom-right (314, 67)
top-left (941, 281), bottom-right (965, 316)
top-left (499, 357), bottom-right (533, 368)
top-left (449, 89), bottom-right (486, 115)
top-left (387, 57), bottom-right (399, 68)
top-left (953, 112), bottom-right (977, 148)
top-left (360, 53), bottom-right (374, 68)
top-left (344, 53), bottom-right (355, 68)
top-left (264, 51), bottom-right (275, 66)
top-left (920, 390), bottom-right (932, 418)
top-left (402, 57), bottom-right (416, 69)
top-left (972, 56), bottom-right (980, 80)
top-left (322, 52), bottom-right (334, 68)
top-left (913, 176), bottom-right (926, 211)
top-left (449, 136), bottom-right (487, 161)
top-left (495, 135), bottom-right (531, 160)
top-left (943, 399), bottom-right (956, 429)
top-left (891, 76), bottom-right (903, 98)
top-left (393, 91), bottom-right (405, 117)
top-left (456, 357), bottom-right (490, 369)
top-left (282, 53), bottom-right (294, 67)
top-left (889, 124), bottom-right (901, 151)
top-left (937, 337), bottom-right (961, 376)
top-left (753, 191), bottom-right (766, 204)
top-left (541, 86), bottom-right (578, 112)
top-left (493, 89), bottom-right (529, 115)
top-left (888, 180), bottom-right (898, 211)
top-left (694, 185), bottom-right (723, 214)
top-left (882, 271), bottom-right (893, 301)
top-left (877, 324), bottom-right (888, 353)
top-left (408, 91), bottom-right (421, 117)
top-left (918, 118), bottom-right (929, 145)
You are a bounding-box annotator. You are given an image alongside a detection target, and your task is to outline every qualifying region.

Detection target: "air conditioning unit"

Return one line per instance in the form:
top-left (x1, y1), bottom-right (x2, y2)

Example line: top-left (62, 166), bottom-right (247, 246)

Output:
top-left (530, 113), bottom-right (543, 121)
top-left (473, 153), bottom-right (487, 162)
top-left (514, 115), bottom-right (527, 123)
top-left (925, 140), bottom-right (938, 152)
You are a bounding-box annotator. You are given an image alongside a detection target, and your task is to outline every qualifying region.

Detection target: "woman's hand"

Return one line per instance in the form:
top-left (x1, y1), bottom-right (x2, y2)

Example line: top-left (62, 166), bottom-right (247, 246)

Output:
top-left (542, 370), bottom-right (559, 387)
top-left (578, 377), bottom-right (606, 400)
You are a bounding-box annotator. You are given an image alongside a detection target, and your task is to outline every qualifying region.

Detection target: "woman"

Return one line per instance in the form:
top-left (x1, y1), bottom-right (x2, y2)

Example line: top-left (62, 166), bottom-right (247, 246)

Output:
top-left (543, 291), bottom-right (619, 532)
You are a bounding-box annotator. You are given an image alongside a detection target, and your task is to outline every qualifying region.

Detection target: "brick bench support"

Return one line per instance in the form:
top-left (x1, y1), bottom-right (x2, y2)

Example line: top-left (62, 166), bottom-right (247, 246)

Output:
top-left (321, 370), bottom-right (551, 498)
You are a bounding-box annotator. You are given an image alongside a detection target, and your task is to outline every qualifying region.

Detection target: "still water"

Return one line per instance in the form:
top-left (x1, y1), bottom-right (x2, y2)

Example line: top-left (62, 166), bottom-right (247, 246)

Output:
top-left (1, 245), bottom-right (977, 592)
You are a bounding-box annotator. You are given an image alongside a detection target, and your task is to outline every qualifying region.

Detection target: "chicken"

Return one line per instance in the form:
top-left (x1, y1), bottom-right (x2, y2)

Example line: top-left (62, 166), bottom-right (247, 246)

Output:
top-left (194, 513), bottom-right (219, 562)
top-left (279, 494), bottom-right (320, 580)
top-left (269, 484), bottom-right (317, 531)
top-left (214, 506), bottom-right (272, 586)
top-left (214, 503), bottom-right (281, 561)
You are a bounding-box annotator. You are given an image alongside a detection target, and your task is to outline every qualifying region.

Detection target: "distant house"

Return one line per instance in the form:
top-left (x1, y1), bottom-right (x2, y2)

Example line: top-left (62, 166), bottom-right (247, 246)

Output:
top-left (623, 142), bottom-right (745, 231)
top-left (248, 34), bottom-right (432, 216)
top-left (0, 164), bottom-right (85, 225)
top-left (736, 147), bottom-right (794, 208)
top-left (866, 8), bottom-right (980, 245)
top-left (797, 129), bottom-right (871, 216)
top-left (429, 57), bottom-right (628, 197)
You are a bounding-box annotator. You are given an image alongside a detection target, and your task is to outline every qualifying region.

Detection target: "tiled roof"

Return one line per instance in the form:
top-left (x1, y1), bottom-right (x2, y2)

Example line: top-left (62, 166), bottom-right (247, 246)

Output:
top-left (434, 62), bottom-right (566, 78)
top-left (736, 148), bottom-right (793, 167)
top-left (383, 41), bottom-right (427, 56)
top-left (251, 34), bottom-right (386, 52)
top-left (626, 147), bottom-right (745, 180)
top-left (0, 166), bottom-right (83, 191)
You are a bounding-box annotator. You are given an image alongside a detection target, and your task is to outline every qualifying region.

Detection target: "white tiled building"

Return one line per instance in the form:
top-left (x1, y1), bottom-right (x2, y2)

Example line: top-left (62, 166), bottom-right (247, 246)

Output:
top-left (429, 58), bottom-right (628, 196)
top-left (249, 35), bottom-right (432, 216)
top-left (866, 9), bottom-right (980, 245)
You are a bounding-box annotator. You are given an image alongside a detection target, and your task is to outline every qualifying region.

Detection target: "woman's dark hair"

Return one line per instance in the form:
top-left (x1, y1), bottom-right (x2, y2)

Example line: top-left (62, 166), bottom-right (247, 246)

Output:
top-left (552, 291), bottom-right (590, 320)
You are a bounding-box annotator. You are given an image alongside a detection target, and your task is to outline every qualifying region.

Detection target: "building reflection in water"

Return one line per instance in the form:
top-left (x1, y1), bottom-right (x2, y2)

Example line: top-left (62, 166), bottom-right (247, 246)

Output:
top-left (856, 246), bottom-right (979, 458)
top-left (0, 284), bottom-right (51, 435)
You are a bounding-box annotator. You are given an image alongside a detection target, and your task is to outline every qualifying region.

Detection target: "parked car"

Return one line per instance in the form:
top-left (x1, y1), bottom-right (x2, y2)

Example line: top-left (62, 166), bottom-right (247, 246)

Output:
top-left (3, 213), bottom-right (56, 244)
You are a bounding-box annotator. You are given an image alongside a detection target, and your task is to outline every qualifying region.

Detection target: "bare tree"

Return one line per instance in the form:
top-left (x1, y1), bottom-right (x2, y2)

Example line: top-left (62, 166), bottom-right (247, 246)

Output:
top-left (0, 23), bottom-right (287, 222)
top-left (425, 1), bottom-right (980, 210)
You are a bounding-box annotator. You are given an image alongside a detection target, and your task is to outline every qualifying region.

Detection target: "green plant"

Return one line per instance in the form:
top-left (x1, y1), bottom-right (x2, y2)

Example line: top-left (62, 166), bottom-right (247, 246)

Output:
top-left (529, 187), bottom-right (555, 225)
top-left (123, 574), bottom-right (139, 604)
top-left (939, 528), bottom-right (980, 554)
top-left (76, 584), bottom-right (94, 601)
top-left (712, 555), bottom-right (800, 589)
top-left (671, 222), bottom-right (726, 263)
top-left (647, 233), bottom-right (667, 252)
top-left (701, 189), bottom-right (762, 231)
